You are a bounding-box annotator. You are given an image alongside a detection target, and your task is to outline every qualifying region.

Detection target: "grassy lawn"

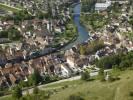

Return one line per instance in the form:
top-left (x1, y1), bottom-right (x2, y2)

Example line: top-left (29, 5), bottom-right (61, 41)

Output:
top-left (47, 70), bottom-right (133, 100)
top-left (1, 70), bottom-right (133, 100)
top-left (43, 80), bottom-right (83, 88)
top-left (0, 3), bottom-right (21, 12)
top-left (0, 96), bottom-right (11, 100)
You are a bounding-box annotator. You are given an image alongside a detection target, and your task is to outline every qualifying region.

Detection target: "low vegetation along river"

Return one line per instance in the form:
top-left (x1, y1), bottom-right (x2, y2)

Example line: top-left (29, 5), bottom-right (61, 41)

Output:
top-left (63, 3), bottom-right (89, 50)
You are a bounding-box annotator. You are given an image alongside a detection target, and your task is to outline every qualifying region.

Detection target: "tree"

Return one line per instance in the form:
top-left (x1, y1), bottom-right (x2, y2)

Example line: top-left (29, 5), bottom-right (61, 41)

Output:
top-left (119, 60), bottom-right (130, 70)
top-left (29, 69), bottom-right (42, 86)
top-left (80, 45), bottom-right (86, 55)
top-left (47, 2), bottom-right (52, 18)
top-left (0, 31), bottom-right (8, 38)
top-left (19, 80), bottom-right (29, 88)
top-left (7, 27), bottom-right (21, 41)
top-left (81, 70), bottom-right (90, 81)
top-left (96, 54), bottom-right (121, 69)
top-left (80, 40), bottom-right (105, 55)
top-left (44, 74), bottom-right (51, 83)
top-left (37, 11), bottom-right (45, 19)
top-left (12, 86), bottom-right (22, 100)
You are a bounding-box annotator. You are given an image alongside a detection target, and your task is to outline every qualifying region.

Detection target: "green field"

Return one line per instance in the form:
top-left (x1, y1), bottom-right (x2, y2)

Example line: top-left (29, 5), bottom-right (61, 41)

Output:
top-left (47, 70), bottom-right (133, 100)
top-left (0, 3), bottom-right (21, 12)
top-left (1, 70), bottom-right (133, 100)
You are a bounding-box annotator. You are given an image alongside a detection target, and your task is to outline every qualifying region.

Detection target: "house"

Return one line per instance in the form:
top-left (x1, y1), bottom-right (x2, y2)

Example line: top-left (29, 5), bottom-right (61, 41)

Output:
top-left (111, 0), bottom-right (129, 4)
top-left (28, 58), bottom-right (46, 75)
top-left (95, 0), bottom-right (111, 11)
top-left (0, 63), bottom-right (25, 86)
top-left (0, 76), bottom-right (9, 88)
top-left (0, 53), bottom-right (7, 65)
top-left (60, 63), bottom-right (73, 78)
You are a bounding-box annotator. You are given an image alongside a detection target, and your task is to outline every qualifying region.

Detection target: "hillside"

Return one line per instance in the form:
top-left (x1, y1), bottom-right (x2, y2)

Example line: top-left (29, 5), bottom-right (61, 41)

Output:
top-left (47, 70), bottom-right (133, 100)
top-left (1, 70), bottom-right (133, 100)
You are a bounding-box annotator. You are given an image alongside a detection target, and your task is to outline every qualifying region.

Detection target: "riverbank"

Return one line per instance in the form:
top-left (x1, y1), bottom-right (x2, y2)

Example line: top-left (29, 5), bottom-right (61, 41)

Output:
top-left (63, 3), bottom-right (89, 50)
top-left (0, 3), bottom-right (88, 66)
top-left (0, 2), bottom-right (90, 98)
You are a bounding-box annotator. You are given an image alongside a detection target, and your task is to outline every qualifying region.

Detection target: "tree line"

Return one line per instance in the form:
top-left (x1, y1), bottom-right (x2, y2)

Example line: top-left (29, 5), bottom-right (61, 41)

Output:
top-left (0, 27), bottom-right (22, 41)
top-left (80, 40), bottom-right (105, 55)
top-left (96, 51), bottom-right (133, 70)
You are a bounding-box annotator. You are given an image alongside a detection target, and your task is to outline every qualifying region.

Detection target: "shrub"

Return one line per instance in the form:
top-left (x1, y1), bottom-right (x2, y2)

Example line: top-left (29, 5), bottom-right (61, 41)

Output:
top-left (68, 94), bottom-right (84, 100)
top-left (81, 70), bottom-right (90, 81)
top-left (129, 91), bottom-right (133, 96)
top-left (62, 85), bottom-right (68, 89)
top-left (108, 75), bottom-right (115, 82)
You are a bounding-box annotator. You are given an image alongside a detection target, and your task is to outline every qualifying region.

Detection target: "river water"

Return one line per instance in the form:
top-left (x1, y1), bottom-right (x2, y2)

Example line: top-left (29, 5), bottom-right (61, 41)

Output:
top-left (63, 3), bottom-right (89, 50)
top-left (0, 3), bottom-right (89, 66)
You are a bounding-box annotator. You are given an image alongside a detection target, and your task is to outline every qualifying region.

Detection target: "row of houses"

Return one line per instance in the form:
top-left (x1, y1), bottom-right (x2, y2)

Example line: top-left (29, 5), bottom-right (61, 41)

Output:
top-left (0, 0), bottom-right (132, 88)
top-left (0, 24), bottom-right (132, 88)
top-left (0, 0), bottom-right (76, 87)
top-left (0, 0), bottom-right (72, 62)
top-left (95, 0), bottom-right (130, 11)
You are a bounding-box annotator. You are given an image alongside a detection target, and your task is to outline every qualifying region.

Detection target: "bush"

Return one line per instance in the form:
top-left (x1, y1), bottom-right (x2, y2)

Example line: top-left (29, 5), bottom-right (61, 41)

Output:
top-left (19, 97), bottom-right (27, 100)
top-left (81, 70), bottom-right (90, 81)
top-left (0, 91), bottom-right (4, 96)
top-left (19, 80), bottom-right (29, 88)
top-left (68, 94), bottom-right (84, 100)
top-left (108, 75), bottom-right (115, 82)
top-left (129, 91), bottom-right (133, 96)
top-left (62, 85), bottom-right (68, 89)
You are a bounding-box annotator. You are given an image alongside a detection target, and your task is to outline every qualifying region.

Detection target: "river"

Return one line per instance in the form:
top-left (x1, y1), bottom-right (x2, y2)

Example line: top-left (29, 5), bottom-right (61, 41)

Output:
top-left (0, 3), bottom-right (89, 66)
top-left (63, 3), bottom-right (89, 50)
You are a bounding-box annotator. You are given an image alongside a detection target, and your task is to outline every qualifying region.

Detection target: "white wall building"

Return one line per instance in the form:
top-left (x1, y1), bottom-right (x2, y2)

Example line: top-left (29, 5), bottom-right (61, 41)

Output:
top-left (95, 0), bottom-right (111, 11)
top-left (111, 0), bottom-right (129, 4)
top-left (60, 64), bottom-right (71, 78)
